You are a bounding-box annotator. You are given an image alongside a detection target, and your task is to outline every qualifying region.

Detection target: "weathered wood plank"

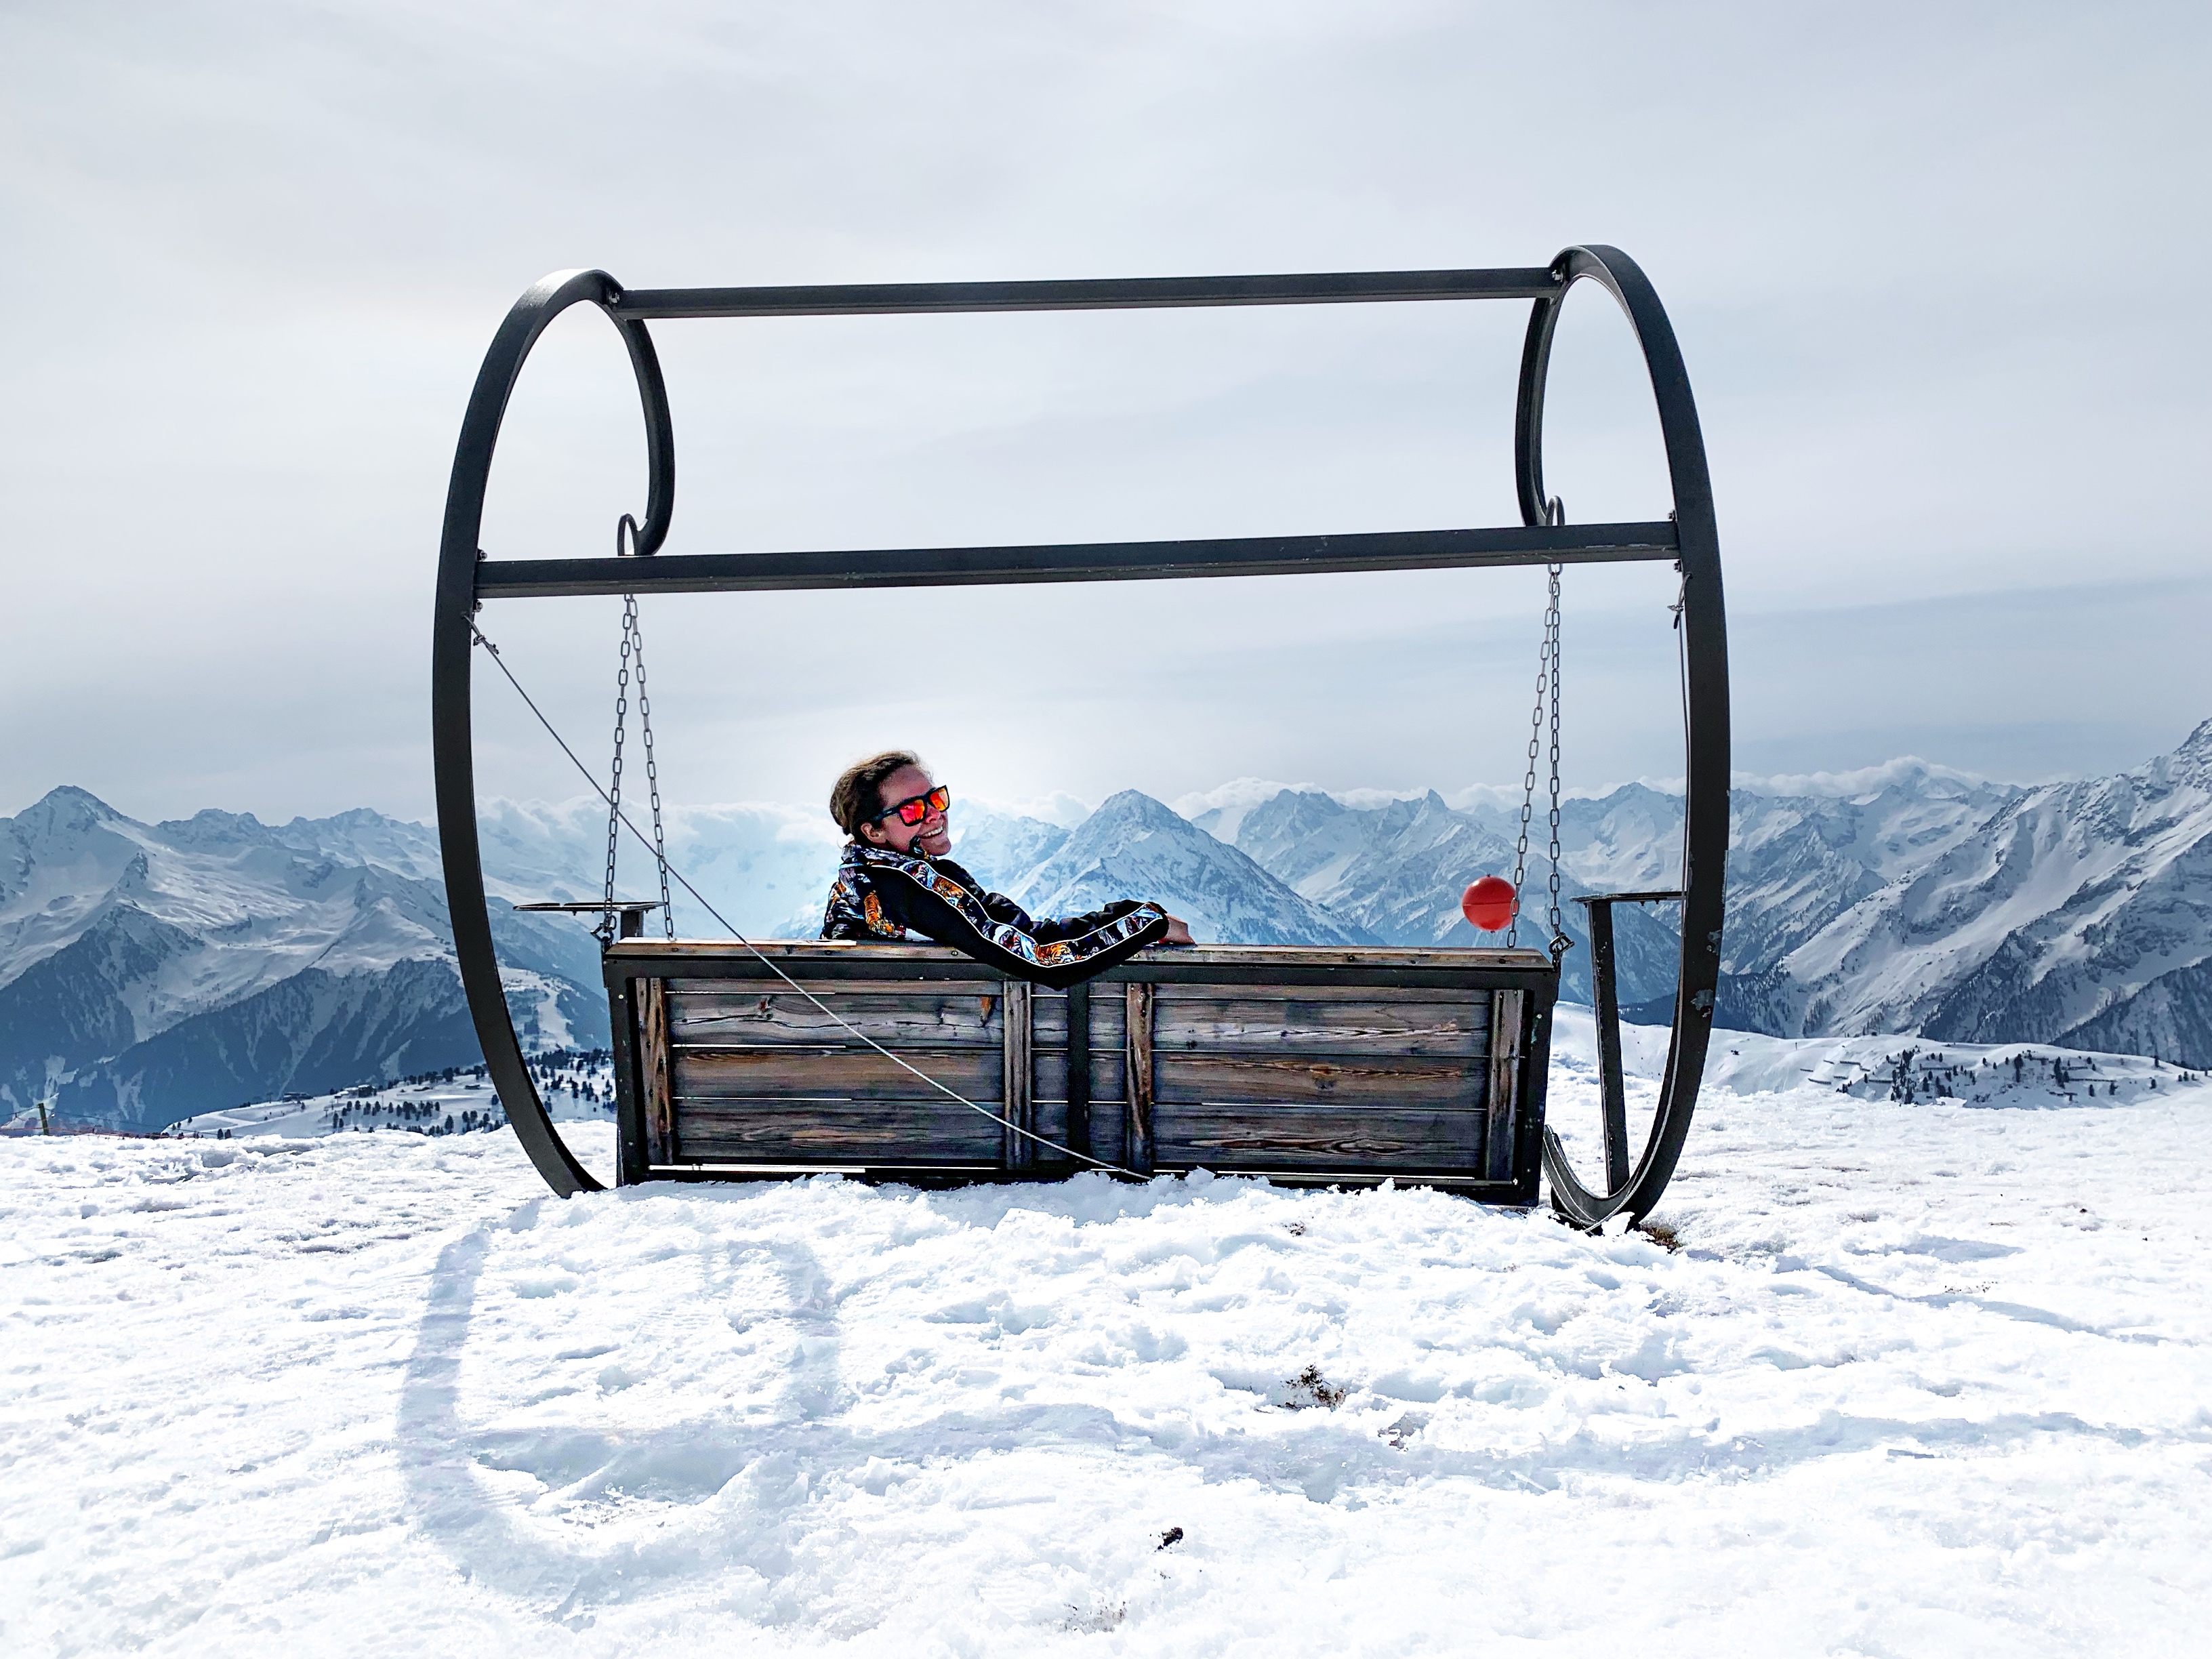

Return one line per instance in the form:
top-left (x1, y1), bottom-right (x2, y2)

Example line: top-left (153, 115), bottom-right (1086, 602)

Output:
top-left (1126, 983), bottom-right (1155, 1174)
top-left (1030, 989), bottom-right (1126, 1050)
top-left (674, 1047), bottom-right (1001, 1103)
top-left (674, 1099), bottom-right (999, 1163)
top-left (640, 976), bottom-right (675, 1166)
top-left (1002, 980), bottom-right (1033, 1170)
top-left (1065, 981), bottom-right (1090, 1157)
top-left (1033, 1051), bottom-right (1126, 1112)
top-left (1153, 1051), bottom-right (1483, 1107)
top-left (668, 987), bottom-right (1005, 1047)
top-left (1486, 987), bottom-right (1525, 1182)
top-left (1151, 996), bottom-right (1490, 1057)
top-left (1150, 982), bottom-right (1500, 1006)
top-left (1153, 1104), bottom-right (1484, 1170)
top-left (1090, 989), bottom-right (1127, 1050)
top-left (1030, 1096), bottom-right (1071, 1162)
top-left (1088, 1099), bottom-right (1128, 1166)
top-left (630, 941), bottom-right (1554, 970)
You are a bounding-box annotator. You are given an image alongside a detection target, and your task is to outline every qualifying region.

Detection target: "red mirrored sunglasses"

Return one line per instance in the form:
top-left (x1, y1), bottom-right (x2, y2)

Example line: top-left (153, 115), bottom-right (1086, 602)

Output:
top-left (871, 784), bottom-right (950, 827)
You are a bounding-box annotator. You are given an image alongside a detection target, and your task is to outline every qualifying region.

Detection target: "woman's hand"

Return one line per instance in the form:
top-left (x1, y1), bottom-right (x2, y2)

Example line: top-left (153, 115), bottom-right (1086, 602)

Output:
top-left (1161, 916), bottom-right (1195, 945)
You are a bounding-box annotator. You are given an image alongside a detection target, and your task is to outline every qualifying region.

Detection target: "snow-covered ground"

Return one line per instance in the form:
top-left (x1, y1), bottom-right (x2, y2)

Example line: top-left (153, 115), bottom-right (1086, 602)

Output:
top-left (4, 1025), bottom-right (2209, 1656)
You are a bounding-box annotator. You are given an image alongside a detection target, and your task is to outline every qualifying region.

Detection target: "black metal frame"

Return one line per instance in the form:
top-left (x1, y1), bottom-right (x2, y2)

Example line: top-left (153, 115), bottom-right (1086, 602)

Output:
top-left (432, 247), bottom-right (1729, 1225)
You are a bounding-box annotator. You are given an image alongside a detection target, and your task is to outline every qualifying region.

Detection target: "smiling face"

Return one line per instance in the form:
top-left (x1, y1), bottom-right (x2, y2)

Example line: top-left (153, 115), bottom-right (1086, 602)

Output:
top-left (856, 763), bottom-right (951, 858)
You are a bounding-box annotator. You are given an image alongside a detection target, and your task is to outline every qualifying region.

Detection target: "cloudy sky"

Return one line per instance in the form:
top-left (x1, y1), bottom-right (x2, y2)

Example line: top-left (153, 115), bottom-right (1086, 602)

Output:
top-left (4, 0), bottom-right (2206, 828)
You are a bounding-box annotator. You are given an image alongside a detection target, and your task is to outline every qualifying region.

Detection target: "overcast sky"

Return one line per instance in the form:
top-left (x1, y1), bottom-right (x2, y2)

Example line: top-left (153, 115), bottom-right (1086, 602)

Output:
top-left (3, 0), bottom-right (2207, 828)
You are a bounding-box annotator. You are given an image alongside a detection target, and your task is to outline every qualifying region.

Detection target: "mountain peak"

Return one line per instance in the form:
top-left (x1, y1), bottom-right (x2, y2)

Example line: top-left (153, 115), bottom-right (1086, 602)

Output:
top-left (1088, 789), bottom-right (1187, 830)
top-left (2165, 717), bottom-right (2212, 778)
top-left (1014, 790), bottom-right (1373, 946)
top-left (154, 808), bottom-right (277, 848)
top-left (14, 785), bottom-right (126, 832)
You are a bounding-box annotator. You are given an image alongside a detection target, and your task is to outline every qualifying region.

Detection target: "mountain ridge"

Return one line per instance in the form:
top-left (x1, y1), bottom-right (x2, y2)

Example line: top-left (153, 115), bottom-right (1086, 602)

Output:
top-left (0, 789), bottom-right (602, 1130)
top-left (11, 717), bottom-right (2207, 1127)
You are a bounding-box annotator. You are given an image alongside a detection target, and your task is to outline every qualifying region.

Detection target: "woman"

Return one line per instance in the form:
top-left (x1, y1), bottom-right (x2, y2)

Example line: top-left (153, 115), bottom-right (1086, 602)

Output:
top-left (820, 750), bottom-right (1194, 988)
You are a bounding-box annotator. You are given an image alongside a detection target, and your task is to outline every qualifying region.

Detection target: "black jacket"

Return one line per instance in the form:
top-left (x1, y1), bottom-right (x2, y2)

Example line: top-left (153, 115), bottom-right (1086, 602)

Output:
top-left (819, 842), bottom-right (1168, 988)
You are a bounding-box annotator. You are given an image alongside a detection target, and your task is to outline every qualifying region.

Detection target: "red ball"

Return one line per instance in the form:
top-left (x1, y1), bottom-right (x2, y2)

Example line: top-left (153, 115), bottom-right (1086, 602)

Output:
top-left (1462, 876), bottom-right (1517, 932)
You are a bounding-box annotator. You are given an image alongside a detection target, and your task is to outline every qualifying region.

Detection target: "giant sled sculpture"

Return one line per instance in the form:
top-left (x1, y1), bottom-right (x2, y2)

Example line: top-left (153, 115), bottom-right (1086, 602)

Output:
top-left (432, 247), bottom-right (1729, 1228)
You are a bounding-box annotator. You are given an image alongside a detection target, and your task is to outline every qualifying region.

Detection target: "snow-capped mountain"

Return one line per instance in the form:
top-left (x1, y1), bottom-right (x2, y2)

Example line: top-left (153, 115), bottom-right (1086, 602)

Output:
top-left (1216, 787), bottom-right (1678, 1006)
top-left (1194, 729), bottom-right (2212, 1069)
top-left (13, 715), bottom-right (2207, 1128)
top-left (945, 809), bottom-right (1070, 896)
top-left (1011, 790), bottom-right (1375, 947)
top-left (0, 788), bottom-right (1096, 1132)
top-left (1714, 766), bottom-right (2024, 975)
top-left (1742, 719), bottom-right (2212, 1064)
top-left (0, 789), bottom-right (601, 1131)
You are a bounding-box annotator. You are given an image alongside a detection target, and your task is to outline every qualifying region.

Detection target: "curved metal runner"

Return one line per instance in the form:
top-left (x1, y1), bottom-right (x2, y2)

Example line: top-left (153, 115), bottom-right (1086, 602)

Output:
top-left (431, 247), bottom-right (1729, 1223)
top-left (1515, 249), bottom-right (1729, 1226)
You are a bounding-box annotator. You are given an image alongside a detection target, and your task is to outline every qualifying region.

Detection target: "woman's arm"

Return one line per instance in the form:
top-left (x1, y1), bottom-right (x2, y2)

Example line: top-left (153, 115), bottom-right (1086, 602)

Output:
top-left (855, 850), bottom-right (1173, 987)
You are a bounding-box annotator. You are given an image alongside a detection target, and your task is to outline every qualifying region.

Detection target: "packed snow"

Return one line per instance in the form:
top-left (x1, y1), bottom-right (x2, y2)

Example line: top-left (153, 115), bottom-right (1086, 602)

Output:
top-left (4, 1024), bottom-right (2209, 1656)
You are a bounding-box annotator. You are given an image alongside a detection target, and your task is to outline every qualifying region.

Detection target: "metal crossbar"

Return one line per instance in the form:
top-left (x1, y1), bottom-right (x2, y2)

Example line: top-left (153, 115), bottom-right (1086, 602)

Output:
top-left (474, 522), bottom-right (1679, 601)
top-left (607, 268), bottom-right (1563, 319)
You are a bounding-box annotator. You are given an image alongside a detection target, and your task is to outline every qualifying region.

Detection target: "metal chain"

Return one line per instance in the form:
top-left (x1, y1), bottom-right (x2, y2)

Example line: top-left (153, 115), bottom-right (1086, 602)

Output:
top-left (602, 509), bottom-right (677, 942)
top-left (1509, 602), bottom-right (1544, 949)
top-left (626, 595), bottom-right (676, 938)
top-left (1509, 560), bottom-right (1569, 958)
top-left (1544, 561), bottom-right (1567, 961)
top-left (600, 605), bottom-right (631, 945)
top-left (602, 592), bottom-right (677, 941)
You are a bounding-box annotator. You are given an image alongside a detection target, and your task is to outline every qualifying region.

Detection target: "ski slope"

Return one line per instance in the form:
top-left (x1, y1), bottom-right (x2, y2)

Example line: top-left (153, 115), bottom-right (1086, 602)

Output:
top-left (3, 1030), bottom-right (2208, 1656)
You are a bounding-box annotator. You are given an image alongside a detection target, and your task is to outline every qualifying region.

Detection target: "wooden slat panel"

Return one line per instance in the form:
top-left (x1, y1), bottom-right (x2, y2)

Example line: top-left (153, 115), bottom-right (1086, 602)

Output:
top-left (1126, 983), bottom-right (1155, 1173)
top-left (1002, 980), bottom-right (1033, 1170)
top-left (1034, 1051), bottom-right (1126, 1111)
top-left (1031, 982), bottom-right (1123, 1045)
top-left (1017, 986), bottom-right (1124, 1052)
top-left (1151, 982), bottom-right (1500, 1005)
top-left (1093, 1049), bottom-right (1128, 1105)
top-left (668, 987), bottom-right (1005, 1048)
top-left (674, 1048), bottom-right (1001, 1103)
top-left (1155, 1104), bottom-right (1483, 1169)
top-left (1088, 990), bottom-right (1127, 1048)
top-left (674, 1099), bottom-right (998, 1163)
top-left (631, 942), bottom-right (1554, 971)
top-left (1088, 1099), bottom-right (1128, 1166)
top-left (1153, 1052), bottom-right (1482, 1107)
top-left (665, 972), bottom-right (1012, 998)
top-left (1031, 1096), bottom-right (1071, 1160)
top-left (1064, 981), bottom-right (1090, 1158)
top-left (1032, 1052), bottom-right (1072, 1107)
top-left (1486, 987), bottom-right (1525, 1182)
top-left (640, 977), bottom-right (676, 1165)
top-left (1151, 996), bottom-right (1488, 1057)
